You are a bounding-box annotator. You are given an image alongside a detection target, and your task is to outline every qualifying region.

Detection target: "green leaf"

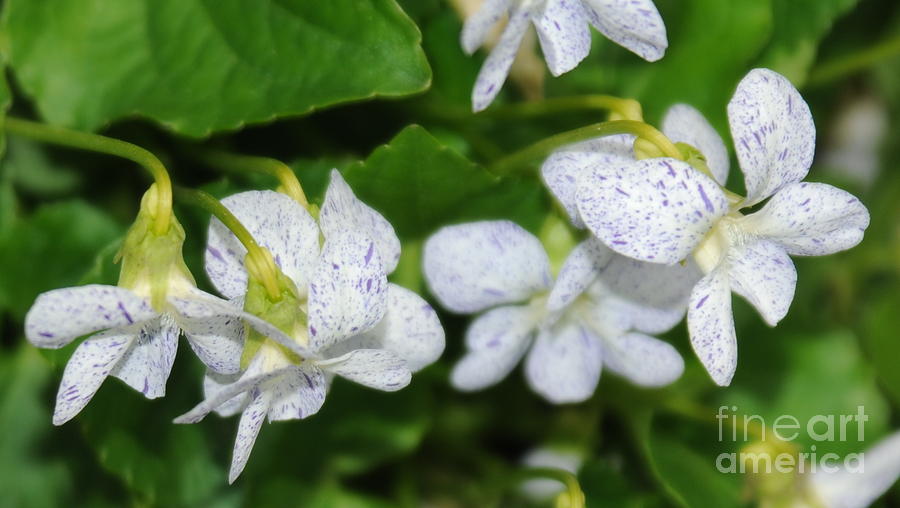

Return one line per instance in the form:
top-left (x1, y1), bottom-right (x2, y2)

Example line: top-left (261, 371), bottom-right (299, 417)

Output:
top-left (860, 287), bottom-right (900, 407)
top-left (3, 0), bottom-right (432, 136)
top-left (5, 137), bottom-right (81, 196)
top-left (757, 0), bottom-right (860, 85)
top-left (340, 125), bottom-right (547, 239)
top-left (0, 70), bottom-right (11, 157)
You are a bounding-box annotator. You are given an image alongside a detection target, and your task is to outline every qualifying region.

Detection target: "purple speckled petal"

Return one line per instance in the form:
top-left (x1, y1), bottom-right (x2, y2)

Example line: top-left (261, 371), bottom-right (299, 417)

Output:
top-left (206, 190), bottom-right (319, 300)
top-left (662, 104), bottom-right (730, 186)
top-left (203, 371), bottom-right (248, 417)
top-left (581, 0), bottom-right (667, 61)
top-left (228, 391), bottom-right (270, 484)
top-left (547, 238), bottom-right (613, 312)
top-left (326, 284), bottom-right (445, 372)
top-left (471, 6), bottom-right (531, 112)
top-left (26, 285), bottom-right (155, 349)
top-left (179, 313), bottom-right (244, 376)
top-left (308, 231), bottom-right (388, 351)
top-left (727, 68), bottom-right (815, 205)
top-left (451, 305), bottom-right (535, 391)
top-left (687, 266), bottom-right (736, 386)
top-left (266, 364), bottom-right (327, 421)
top-left (577, 158), bottom-right (728, 264)
top-left (739, 182), bottom-right (870, 256)
top-left (110, 314), bottom-right (179, 399)
top-left (524, 322), bottom-right (603, 404)
top-left (541, 135), bottom-right (635, 228)
top-left (461, 0), bottom-right (511, 54)
top-left (601, 332), bottom-right (683, 387)
top-left (53, 330), bottom-right (133, 425)
top-left (423, 220), bottom-right (551, 314)
top-left (319, 170), bottom-right (401, 274)
top-left (533, 0), bottom-right (592, 76)
top-left (811, 431), bottom-right (900, 508)
top-left (727, 240), bottom-right (796, 327)
top-left (317, 349), bottom-right (411, 392)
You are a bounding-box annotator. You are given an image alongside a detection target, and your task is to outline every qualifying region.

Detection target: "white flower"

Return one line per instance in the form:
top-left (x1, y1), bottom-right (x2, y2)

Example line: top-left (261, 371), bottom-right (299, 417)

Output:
top-left (423, 220), bottom-right (693, 404)
top-left (462, 0), bottom-right (668, 111)
top-left (24, 193), bottom-right (253, 426)
top-left (179, 174), bottom-right (444, 482)
top-left (560, 68), bottom-right (870, 386)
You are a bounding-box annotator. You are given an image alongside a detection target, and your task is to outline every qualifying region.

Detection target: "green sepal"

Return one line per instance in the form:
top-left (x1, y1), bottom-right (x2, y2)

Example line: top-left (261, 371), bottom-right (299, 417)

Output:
top-left (241, 268), bottom-right (307, 369)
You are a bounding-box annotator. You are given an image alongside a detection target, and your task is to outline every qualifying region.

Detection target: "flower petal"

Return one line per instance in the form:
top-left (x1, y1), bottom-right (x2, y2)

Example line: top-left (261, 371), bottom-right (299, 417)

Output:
top-left (319, 170), bottom-right (401, 274)
top-left (26, 285), bottom-right (155, 349)
top-left (662, 104), bottom-right (730, 186)
top-left (203, 371), bottom-right (248, 417)
top-left (533, 0), bottom-right (592, 76)
top-left (727, 240), bottom-right (796, 326)
top-left (547, 238), bottom-right (613, 312)
top-left (740, 182), bottom-right (870, 256)
top-left (524, 322), bottom-right (603, 404)
top-left (228, 391), bottom-right (269, 484)
top-left (53, 331), bottom-right (133, 425)
top-left (206, 190), bottom-right (319, 300)
top-left (577, 158), bottom-right (728, 264)
top-left (601, 332), bottom-right (684, 387)
top-left (580, 0), bottom-right (667, 61)
top-left (266, 364), bottom-right (327, 421)
top-left (811, 431), bottom-right (900, 508)
top-left (687, 266), bottom-right (736, 386)
top-left (317, 349), bottom-right (411, 392)
top-left (308, 231), bottom-right (388, 351)
top-left (541, 135), bottom-right (635, 228)
top-left (461, 0), bottom-right (511, 54)
top-left (423, 221), bottom-right (551, 314)
top-left (110, 314), bottom-right (179, 399)
top-left (451, 305), bottom-right (535, 391)
top-left (727, 68), bottom-right (815, 204)
top-left (472, 6), bottom-right (531, 112)
top-left (179, 313), bottom-right (245, 375)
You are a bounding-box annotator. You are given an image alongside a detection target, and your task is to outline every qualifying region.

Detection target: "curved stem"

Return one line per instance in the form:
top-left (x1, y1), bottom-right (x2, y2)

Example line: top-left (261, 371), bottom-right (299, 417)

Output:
top-left (196, 148), bottom-right (308, 207)
top-left (4, 117), bottom-right (172, 235)
top-left (489, 120), bottom-right (682, 175)
top-left (807, 31), bottom-right (900, 86)
top-left (508, 467), bottom-right (584, 508)
top-left (173, 187), bottom-right (282, 301)
top-left (480, 95), bottom-right (643, 122)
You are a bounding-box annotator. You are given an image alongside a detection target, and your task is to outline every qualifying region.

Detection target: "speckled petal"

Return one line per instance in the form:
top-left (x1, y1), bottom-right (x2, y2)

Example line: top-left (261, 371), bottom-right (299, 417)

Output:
top-left (26, 285), bottom-right (155, 349)
top-left (461, 0), bottom-right (511, 54)
top-left (228, 391), bottom-right (270, 484)
top-left (524, 322), bottom-right (603, 404)
top-left (179, 313), bottom-right (245, 375)
top-left (451, 305), bottom-right (536, 391)
top-left (541, 135), bottom-right (635, 228)
top-left (581, 0), bottom-right (667, 61)
top-left (662, 104), bottom-right (730, 186)
top-left (547, 238), bottom-right (613, 312)
top-left (471, 6), bottom-right (531, 112)
top-left (727, 240), bottom-right (796, 327)
top-left (727, 69), bottom-right (815, 205)
top-left (687, 266), bottom-right (736, 386)
top-left (577, 158), bottom-right (728, 264)
top-left (206, 190), bottom-right (319, 300)
top-left (203, 371), bottom-right (248, 417)
top-left (53, 330), bottom-right (133, 425)
top-left (308, 231), bottom-right (388, 351)
top-left (423, 221), bottom-right (551, 314)
top-left (599, 254), bottom-right (701, 311)
top-left (601, 332), bottom-right (683, 387)
top-left (740, 182), bottom-right (870, 256)
top-left (533, 0), bottom-right (592, 76)
top-left (111, 314), bottom-right (179, 399)
top-left (811, 431), bottom-right (900, 508)
top-left (266, 364), bottom-right (327, 421)
top-left (318, 349), bottom-right (411, 392)
top-left (319, 170), bottom-right (401, 274)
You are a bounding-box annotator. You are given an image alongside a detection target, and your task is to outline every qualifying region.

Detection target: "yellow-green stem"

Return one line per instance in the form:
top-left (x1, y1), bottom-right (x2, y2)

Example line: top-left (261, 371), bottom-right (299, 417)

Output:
top-left (807, 31), bottom-right (900, 86)
top-left (197, 149), bottom-right (308, 207)
top-left (4, 116), bottom-right (172, 234)
top-left (509, 467), bottom-right (584, 508)
top-left (480, 95), bottom-right (643, 122)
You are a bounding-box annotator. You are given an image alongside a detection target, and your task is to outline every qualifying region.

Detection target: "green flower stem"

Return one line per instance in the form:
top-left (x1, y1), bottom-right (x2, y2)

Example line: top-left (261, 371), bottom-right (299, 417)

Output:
top-left (479, 95), bottom-right (643, 122)
top-left (4, 116), bottom-right (173, 234)
top-left (173, 186), bottom-right (282, 301)
top-left (196, 148), bottom-right (309, 207)
top-left (489, 120), bottom-right (682, 176)
top-left (807, 31), bottom-right (900, 86)
top-left (509, 467), bottom-right (585, 508)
